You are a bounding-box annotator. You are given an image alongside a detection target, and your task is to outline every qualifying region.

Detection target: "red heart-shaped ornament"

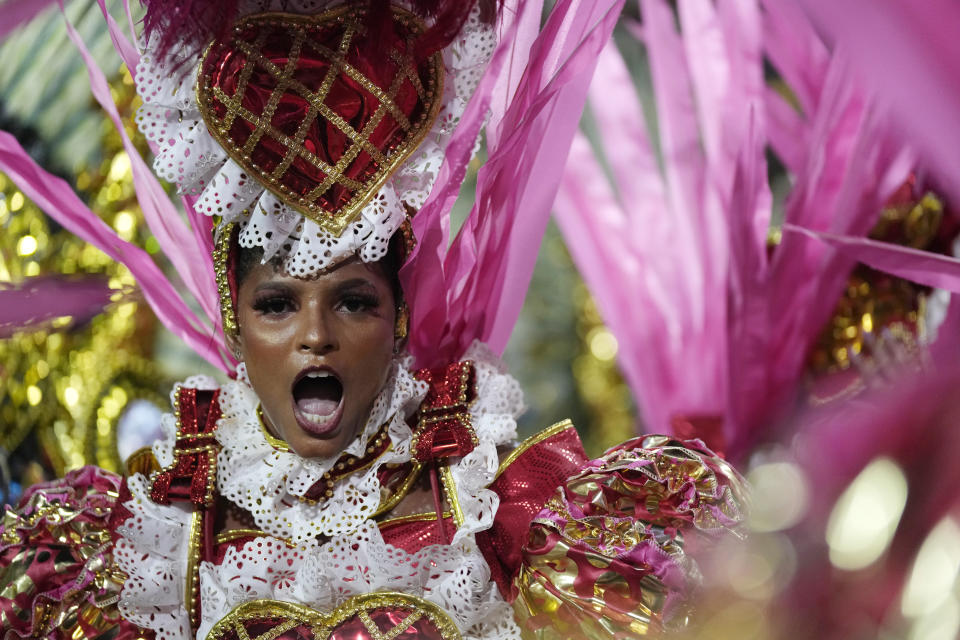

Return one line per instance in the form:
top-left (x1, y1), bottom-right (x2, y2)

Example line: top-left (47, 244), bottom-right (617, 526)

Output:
top-left (197, 6), bottom-right (443, 234)
top-left (206, 594), bottom-right (461, 640)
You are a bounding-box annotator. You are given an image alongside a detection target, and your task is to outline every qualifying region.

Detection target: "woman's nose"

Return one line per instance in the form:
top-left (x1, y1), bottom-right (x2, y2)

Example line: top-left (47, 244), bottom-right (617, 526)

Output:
top-left (298, 309), bottom-right (337, 354)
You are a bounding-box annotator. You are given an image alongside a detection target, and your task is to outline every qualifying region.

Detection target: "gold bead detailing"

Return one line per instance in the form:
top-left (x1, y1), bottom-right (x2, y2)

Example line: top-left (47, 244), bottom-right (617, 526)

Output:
top-left (213, 222), bottom-right (238, 339)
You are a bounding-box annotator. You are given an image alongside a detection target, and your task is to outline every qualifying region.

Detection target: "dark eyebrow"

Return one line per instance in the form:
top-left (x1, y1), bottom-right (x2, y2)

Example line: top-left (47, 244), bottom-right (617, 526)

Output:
top-left (253, 281), bottom-right (296, 295)
top-left (334, 278), bottom-right (379, 294)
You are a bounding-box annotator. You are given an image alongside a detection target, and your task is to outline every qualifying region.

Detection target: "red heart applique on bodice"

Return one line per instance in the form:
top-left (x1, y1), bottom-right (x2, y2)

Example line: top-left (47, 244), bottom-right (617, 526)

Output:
top-left (206, 594), bottom-right (461, 640)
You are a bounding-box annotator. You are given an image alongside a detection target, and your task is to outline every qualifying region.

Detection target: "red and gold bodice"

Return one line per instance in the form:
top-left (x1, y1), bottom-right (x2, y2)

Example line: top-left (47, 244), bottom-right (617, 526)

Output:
top-left (0, 361), bottom-right (746, 640)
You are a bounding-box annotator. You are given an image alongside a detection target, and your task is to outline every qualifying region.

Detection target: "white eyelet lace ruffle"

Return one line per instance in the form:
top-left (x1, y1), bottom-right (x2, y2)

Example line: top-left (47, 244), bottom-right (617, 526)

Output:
top-left (448, 341), bottom-right (525, 543)
top-left (134, 0), bottom-right (497, 276)
top-left (196, 521), bottom-right (522, 640)
top-left (113, 474), bottom-right (194, 640)
top-left (216, 356), bottom-right (429, 544)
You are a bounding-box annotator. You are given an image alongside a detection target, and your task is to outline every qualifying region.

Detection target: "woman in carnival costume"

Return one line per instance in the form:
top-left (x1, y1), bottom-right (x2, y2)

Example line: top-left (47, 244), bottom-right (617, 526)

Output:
top-left (0, 1), bottom-right (747, 638)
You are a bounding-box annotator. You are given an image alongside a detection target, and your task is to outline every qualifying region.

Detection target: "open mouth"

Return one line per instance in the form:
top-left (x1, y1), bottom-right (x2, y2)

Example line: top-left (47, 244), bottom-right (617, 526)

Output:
top-left (291, 369), bottom-right (344, 436)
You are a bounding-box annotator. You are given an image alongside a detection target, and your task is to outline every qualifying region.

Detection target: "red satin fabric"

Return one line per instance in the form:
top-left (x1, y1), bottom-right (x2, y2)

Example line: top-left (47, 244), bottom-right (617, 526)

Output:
top-left (379, 515), bottom-right (457, 554)
top-left (475, 425), bottom-right (589, 600)
top-left (203, 14), bottom-right (429, 217)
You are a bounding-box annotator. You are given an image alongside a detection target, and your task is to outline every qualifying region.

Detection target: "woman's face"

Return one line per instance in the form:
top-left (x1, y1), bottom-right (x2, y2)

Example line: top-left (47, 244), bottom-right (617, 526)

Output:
top-left (232, 257), bottom-right (397, 460)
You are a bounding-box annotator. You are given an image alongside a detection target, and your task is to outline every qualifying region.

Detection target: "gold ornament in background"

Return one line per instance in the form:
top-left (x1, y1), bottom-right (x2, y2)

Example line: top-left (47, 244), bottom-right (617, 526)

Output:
top-left (571, 283), bottom-right (635, 455)
top-left (808, 192), bottom-right (944, 376)
top-left (0, 68), bottom-right (168, 483)
top-left (804, 191), bottom-right (946, 407)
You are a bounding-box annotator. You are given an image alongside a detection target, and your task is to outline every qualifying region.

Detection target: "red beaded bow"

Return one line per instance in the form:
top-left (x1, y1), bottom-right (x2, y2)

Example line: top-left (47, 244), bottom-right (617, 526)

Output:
top-left (150, 387), bottom-right (221, 507)
top-left (410, 361), bottom-right (479, 462)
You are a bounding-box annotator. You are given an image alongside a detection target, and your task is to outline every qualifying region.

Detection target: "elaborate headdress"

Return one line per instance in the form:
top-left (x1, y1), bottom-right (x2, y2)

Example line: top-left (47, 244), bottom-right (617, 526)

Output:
top-left (136, 0), bottom-right (496, 283)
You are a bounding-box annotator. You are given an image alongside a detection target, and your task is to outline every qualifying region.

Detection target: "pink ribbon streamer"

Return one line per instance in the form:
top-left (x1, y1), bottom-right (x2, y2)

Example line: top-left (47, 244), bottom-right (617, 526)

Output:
top-left (0, 130), bottom-right (231, 371)
top-left (0, 276), bottom-right (115, 338)
top-left (553, 0), bottom-right (933, 461)
top-left (0, 0), bottom-right (58, 42)
top-left (784, 223), bottom-right (960, 294)
top-left (795, 0), bottom-right (960, 208)
top-left (405, 0), bottom-right (624, 367)
top-left (93, 0), bottom-right (140, 78)
top-left (59, 1), bottom-right (223, 331)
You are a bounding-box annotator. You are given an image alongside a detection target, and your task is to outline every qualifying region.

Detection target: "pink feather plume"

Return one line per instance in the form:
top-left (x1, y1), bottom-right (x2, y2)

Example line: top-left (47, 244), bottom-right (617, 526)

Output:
top-left (403, 0), bottom-right (625, 367)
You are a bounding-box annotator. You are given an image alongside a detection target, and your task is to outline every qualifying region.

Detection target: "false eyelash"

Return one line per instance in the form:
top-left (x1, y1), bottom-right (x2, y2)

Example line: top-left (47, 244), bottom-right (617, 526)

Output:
top-left (252, 295), bottom-right (295, 313)
top-left (339, 293), bottom-right (381, 311)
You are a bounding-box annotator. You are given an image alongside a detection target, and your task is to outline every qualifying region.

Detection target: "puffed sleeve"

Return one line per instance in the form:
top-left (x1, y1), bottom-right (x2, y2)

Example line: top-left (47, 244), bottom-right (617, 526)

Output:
top-left (511, 435), bottom-right (748, 638)
top-left (0, 466), bottom-right (146, 639)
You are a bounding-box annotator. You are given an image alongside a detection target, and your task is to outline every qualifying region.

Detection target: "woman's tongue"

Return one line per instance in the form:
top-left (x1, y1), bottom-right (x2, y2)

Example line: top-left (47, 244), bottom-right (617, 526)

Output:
top-left (295, 377), bottom-right (341, 418)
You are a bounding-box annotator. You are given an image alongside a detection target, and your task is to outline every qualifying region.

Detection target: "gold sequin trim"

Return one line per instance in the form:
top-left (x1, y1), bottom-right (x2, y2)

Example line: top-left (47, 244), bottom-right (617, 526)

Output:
top-left (377, 510), bottom-right (452, 529)
top-left (439, 463), bottom-right (465, 528)
top-left (185, 510), bottom-right (203, 632)
top-left (215, 529), bottom-right (298, 548)
top-left (213, 222), bottom-right (238, 339)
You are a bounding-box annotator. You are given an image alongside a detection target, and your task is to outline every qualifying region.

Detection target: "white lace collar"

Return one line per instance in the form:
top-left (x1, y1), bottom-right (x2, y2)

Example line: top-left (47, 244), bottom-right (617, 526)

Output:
top-left (215, 356), bottom-right (429, 544)
top-left (116, 343), bottom-right (527, 640)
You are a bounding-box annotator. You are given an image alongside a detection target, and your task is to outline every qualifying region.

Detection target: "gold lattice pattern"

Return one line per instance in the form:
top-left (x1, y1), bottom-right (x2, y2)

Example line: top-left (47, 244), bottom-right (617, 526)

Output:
top-left (197, 6), bottom-right (443, 235)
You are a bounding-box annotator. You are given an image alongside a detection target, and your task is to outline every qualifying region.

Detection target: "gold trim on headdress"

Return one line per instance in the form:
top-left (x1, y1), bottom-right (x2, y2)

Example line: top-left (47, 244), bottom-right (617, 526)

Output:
top-left (213, 222), bottom-right (238, 339)
top-left (196, 6), bottom-right (444, 237)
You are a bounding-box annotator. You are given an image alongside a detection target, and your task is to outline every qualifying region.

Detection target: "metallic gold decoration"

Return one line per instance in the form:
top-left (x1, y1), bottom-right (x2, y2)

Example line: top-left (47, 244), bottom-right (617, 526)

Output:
top-left (213, 222), bottom-right (239, 339)
top-left (0, 470), bottom-right (126, 638)
top-left (0, 68), bottom-right (168, 484)
top-left (257, 404), bottom-right (291, 452)
top-left (571, 285), bottom-right (634, 454)
top-left (439, 464), bottom-right (465, 528)
top-left (377, 510), bottom-right (452, 530)
top-left (207, 593), bottom-right (462, 640)
top-left (394, 301), bottom-right (409, 341)
top-left (808, 192), bottom-right (944, 379)
top-left (125, 446), bottom-right (160, 477)
top-left (196, 7), bottom-right (444, 235)
top-left (513, 436), bottom-right (748, 639)
top-left (185, 510), bottom-right (204, 631)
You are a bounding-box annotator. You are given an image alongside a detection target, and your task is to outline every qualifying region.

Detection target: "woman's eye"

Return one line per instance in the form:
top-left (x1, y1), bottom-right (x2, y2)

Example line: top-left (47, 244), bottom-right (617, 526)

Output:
top-left (338, 295), bottom-right (378, 313)
top-left (254, 297), bottom-right (294, 315)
